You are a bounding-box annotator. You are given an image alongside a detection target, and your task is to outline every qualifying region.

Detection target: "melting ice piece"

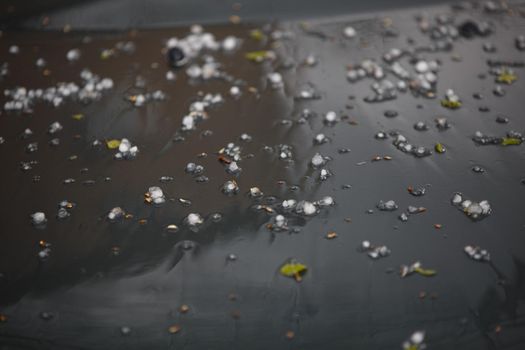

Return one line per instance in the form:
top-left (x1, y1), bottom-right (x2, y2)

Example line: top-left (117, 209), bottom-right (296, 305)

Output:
top-left (413, 121), bottom-right (428, 131)
top-left (267, 72), bottom-right (283, 88)
top-left (392, 133), bottom-right (432, 158)
top-left (516, 35), bottom-right (525, 51)
top-left (407, 206), bottom-right (426, 214)
top-left (402, 331), bottom-right (426, 350)
top-left (268, 214), bottom-right (288, 232)
top-left (319, 168), bottom-right (332, 181)
top-left (225, 161), bottom-right (242, 175)
top-left (441, 88), bottom-right (462, 109)
top-left (66, 48), bottom-right (81, 62)
top-left (184, 213), bottom-right (204, 228)
top-left (316, 196), bottom-right (335, 207)
top-left (359, 241), bottom-right (391, 259)
top-left (377, 200), bottom-right (398, 211)
top-left (57, 200), bottom-right (75, 219)
top-left (314, 133), bottom-right (329, 144)
top-left (248, 187), bottom-right (263, 198)
top-left (375, 131), bottom-right (388, 140)
top-left (159, 176), bottom-right (174, 183)
top-left (38, 247), bottom-right (52, 260)
top-left (222, 36), bottom-right (240, 51)
top-left (185, 162), bottom-right (204, 176)
top-left (114, 138), bottom-right (138, 160)
top-left (408, 185), bottom-right (426, 196)
top-left (472, 130), bottom-right (524, 146)
top-left (48, 121), bottom-right (63, 134)
top-left (222, 180), bottom-right (239, 195)
top-left (145, 186), bottom-right (166, 205)
top-left (282, 199), bottom-right (297, 210)
top-left (343, 26), bottom-right (357, 38)
top-left (435, 117), bottom-right (450, 130)
top-left (295, 201), bottom-right (318, 216)
top-left (310, 153), bottom-right (328, 168)
top-left (107, 207), bottom-right (125, 222)
top-left (451, 192), bottom-right (491, 221)
top-left (464, 245), bottom-right (490, 262)
top-left (323, 111), bottom-right (338, 125)
top-left (26, 142), bottom-right (38, 153)
top-left (277, 144), bottom-right (293, 160)
top-left (31, 212), bottom-right (47, 226)
top-left (239, 133), bottom-right (252, 142)
top-left (229, 86), bottom-right (241, 98)
top-left (226, 253), bottom-right (238, 261)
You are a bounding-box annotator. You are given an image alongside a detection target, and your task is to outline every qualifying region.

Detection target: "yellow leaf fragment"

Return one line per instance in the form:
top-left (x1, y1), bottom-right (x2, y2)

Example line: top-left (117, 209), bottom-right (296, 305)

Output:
top-left (435, 143), bottom-right (446, 153)
top-left (496, 70), bottom-right (517, 84)
top-left (414, 267), bottom-right (437, 277)
top-left (440, 99), bottom-right (462, 109)
top-left (501, 137), bottom-right (522, 146)
top-left (245, 50), bottom-right (270, 62)
top-left (250, 29), bottom-right (265, 41)
top-left (280, 260), bottom-right (308, 282)
top-left (106, 139), bottom-right (121, 149)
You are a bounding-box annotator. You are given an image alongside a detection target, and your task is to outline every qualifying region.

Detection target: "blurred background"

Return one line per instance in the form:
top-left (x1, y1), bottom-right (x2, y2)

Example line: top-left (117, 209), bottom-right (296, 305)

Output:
top-left (0, 0), bottom-right (453, 30)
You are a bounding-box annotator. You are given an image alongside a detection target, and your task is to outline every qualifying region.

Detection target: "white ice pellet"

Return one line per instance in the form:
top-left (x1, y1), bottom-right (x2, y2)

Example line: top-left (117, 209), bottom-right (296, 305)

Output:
top-left (9, 45), bottom-right (19, 54)
top-left (314, 133), bottom-right (328, 144)
top-left (186, 65), bottom-right (202, 79)
top-left (48, 121), bottom-right (63, 134)
top-left (415, 61), bottom-right (429, 73)
top-left (410, 331), bottom-right (425, 345)
top-left (282, 199), bottom-right (297, 209)
top-left (222, 180), bottom-right (239, 195)
top-left (297, 201), bottom-right (317, 216)
top-left (166, 71), bottom-right (176, 81)
top-left (107, 207), bottom-right (125, 221)
top-left (343, 26), bottom-right (357, 38)
top-left (185, 213), bottom-right (204, 227)
top-left (229, 86), bottom-right (241, 97)
top-left (182, 115), bottom-right (196, 130)
top-left (119, 139), bottom-right (130, 153)
top-left (311, 153), bottom-right (326, 168)
top-left (267, 72), bottom-right (283, 88)
top-left (147, 186), bottom-right (166, 204)
top-left (66, 49), bottom-right (81, 62)
top-left (36, 58), bottom-right (46, 67)
top-left (317, 196), bottom-right (334, 207)
top-left (222, 36), bottom-right (239, 51)
top-left (324, 111), bottom-right (338, 124)
top-left (31, 212), bottom-right (47, 226)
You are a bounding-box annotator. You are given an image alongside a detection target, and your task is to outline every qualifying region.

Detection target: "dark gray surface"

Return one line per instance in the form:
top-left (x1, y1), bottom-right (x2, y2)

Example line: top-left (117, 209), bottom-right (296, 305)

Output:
top-left (1, 1), bottom-right (525, 350)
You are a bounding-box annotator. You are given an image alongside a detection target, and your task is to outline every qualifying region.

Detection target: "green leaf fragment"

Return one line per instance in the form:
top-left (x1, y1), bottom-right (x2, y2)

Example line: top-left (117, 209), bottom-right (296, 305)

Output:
top-left (414, 267), bottom-right (437, 277)
top-left (245, 50), bottom-right (269, 62)
top-left (249, 29), bottom-right (265, 41)
top-left (435, 143), bottom-right (446, 153)
top-left (100, 50), bottom-right (114, 60)
top-left (501, 137), bottom-right (522, 146)
top-left (440, 99), bottom-right (462, 109)
top-left (280, 261), bottom-right (308, 281)
top-left (106, 139), bottom-right (121, 149)
top-left (496, 70), bottom-right (517, 84)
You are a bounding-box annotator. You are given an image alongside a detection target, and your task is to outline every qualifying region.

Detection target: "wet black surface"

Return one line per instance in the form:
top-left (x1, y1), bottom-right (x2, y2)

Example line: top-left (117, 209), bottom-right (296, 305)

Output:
top-left (1, 1), bottom-right (525, 350)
